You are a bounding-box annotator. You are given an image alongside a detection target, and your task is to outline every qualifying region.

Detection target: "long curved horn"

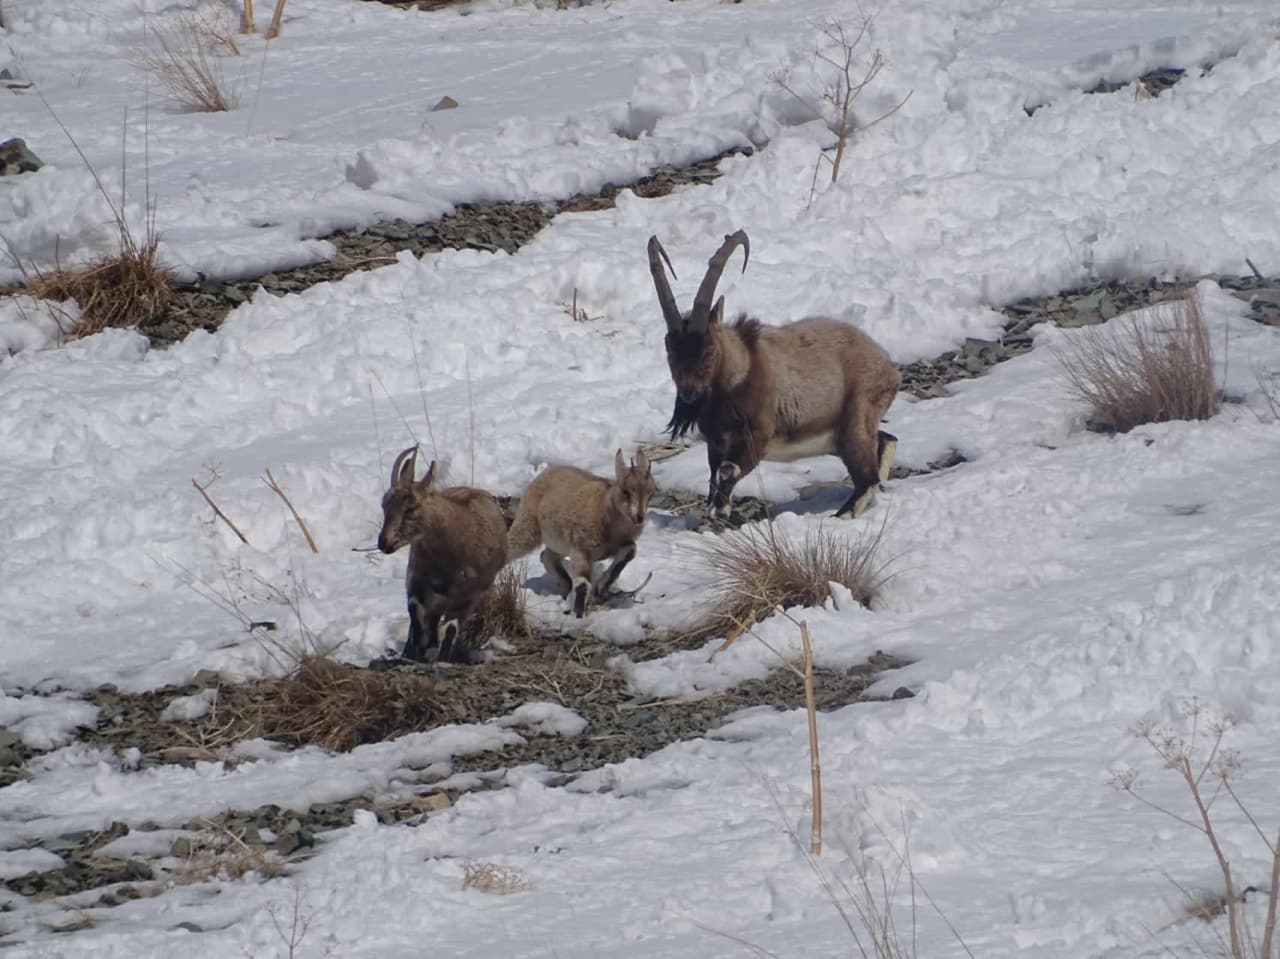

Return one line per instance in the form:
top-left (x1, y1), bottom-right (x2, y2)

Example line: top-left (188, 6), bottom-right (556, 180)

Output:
top-left (390, 445), bottom-right (418, 488)
top-left (691, 230), bottom-right (750, 331)
top-left (647, 235), bottom-right (682, 329)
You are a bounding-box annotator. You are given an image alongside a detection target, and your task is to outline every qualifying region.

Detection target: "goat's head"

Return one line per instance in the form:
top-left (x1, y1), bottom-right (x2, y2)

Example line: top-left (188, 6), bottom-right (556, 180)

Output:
top-left (648, 230), bottom-right (750, 404)
top-left (378, 445), bottom-right (437, 554)
top-left (613, 448), bottom-right (657, 526)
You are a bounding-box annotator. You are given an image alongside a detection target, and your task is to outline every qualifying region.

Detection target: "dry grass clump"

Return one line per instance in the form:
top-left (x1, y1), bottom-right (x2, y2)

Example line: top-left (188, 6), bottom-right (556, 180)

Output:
top-left (462, 861), bottom-right (533, 895)
top-left (251, 656), bottom-right (438, 752)
top-left (1056, 293), bottom-right (1220, 433)
top-left (177, 823), bottom-right (288, 885)
top-left (686, 519), bottom-right (892, 643)
top-left (460, 564), bottom-right (532, 649)
top-left (136, 9), bottom-right (242, 113)
top-left (26, 235), bottom-right (175, 337)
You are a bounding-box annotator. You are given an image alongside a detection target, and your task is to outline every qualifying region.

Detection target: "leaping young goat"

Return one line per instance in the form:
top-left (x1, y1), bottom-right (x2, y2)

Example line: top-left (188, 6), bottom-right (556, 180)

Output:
top-left (506, 450), bottom-right (657, 618)
top-left (649, 230), bottom-right (900, 519)
top-left (377, 446), bottom-right (508, 663)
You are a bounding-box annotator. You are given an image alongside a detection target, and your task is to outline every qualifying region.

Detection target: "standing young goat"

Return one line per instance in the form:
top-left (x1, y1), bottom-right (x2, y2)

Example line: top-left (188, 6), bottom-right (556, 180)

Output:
top-left (377, 446), bottom-right (508, 663)
top-left (649, 230), bottom-right (901, 519)
top-left (507, 450), bottom-right (657, 618)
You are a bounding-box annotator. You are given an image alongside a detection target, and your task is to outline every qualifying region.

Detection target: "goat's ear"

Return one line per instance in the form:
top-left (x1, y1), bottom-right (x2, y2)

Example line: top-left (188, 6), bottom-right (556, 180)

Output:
top-left (394, 446), bottom-right (418, 488)
top-left (614, 448), bottom-right (627, 483)
top-left (420, 460), bottom-right (438, 490)
top-left (635, 449), bottom-right (650, 475)
top-left (710, 296), bottom-right (725, 327)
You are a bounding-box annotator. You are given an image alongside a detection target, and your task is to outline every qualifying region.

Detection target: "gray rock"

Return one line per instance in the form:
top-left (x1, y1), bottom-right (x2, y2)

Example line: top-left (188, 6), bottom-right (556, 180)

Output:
top-left (0, 138), bottom-right (43, 176)
top-left (430, 95), bottom-right (459, 112)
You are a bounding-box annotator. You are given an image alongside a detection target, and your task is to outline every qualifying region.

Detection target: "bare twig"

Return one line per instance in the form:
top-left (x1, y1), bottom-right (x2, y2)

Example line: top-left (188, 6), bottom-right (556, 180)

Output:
top-left (267, 0), bottom-right (288, 39)
top-left (262, 469), bottom-right (319, 553)
top-left (192, 476), bottom-right (249, 544)
top-left (1245, 257), bottom-right (1265, 281)
top-left (799, 621), bottom-right (822, 855)
top-left (771, 17), bottom-right (912, 185)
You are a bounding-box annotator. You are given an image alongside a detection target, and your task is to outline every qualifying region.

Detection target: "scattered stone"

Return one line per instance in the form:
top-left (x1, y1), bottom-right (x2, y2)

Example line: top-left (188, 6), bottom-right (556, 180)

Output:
top-left (430, 95), bottom-right (459, 111)
top-left (0, 138), bottom-right (42, 176)
top-left (891, 686), bottom-right (914, 700)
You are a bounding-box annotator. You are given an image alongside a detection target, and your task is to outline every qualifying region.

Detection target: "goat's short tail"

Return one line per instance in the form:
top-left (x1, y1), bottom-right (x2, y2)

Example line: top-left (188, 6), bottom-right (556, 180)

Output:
top-left (505, 489), bottom-right (543, 562)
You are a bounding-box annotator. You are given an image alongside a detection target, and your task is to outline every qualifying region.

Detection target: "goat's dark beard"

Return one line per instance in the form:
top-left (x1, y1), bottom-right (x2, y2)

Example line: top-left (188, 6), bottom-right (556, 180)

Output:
top-left (666, 394), bottom-right (704, 441)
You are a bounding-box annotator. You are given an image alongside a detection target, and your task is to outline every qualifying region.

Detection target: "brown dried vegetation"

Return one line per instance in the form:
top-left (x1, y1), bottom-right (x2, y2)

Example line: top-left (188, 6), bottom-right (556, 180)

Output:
top-left (686, 518), bottom-right (893, 644)
top-left (250, 656), bottom-right (438, 753)
top-left (1056, 293), bottom-right (1220, 433)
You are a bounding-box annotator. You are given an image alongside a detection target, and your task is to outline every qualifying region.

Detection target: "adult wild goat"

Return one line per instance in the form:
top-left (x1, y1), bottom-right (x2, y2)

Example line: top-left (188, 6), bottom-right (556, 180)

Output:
top-left (648, 230), bottom-right (900, 519)
top-left (377, 446), bottom-right (508, 663)
top-left (507, 450), bottom-right (657, 618)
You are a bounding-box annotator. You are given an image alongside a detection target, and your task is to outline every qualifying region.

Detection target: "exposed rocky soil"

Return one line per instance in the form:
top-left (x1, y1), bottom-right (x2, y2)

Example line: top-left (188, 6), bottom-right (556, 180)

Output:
top-left (135, 147), bottom-right (750, 346)
top-left (2, 627), bottom-right (908, 904)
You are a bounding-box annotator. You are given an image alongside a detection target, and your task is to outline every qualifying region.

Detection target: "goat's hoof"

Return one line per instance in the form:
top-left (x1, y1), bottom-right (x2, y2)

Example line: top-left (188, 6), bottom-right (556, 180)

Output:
top-left (836, 488), bottom-right (875, 519)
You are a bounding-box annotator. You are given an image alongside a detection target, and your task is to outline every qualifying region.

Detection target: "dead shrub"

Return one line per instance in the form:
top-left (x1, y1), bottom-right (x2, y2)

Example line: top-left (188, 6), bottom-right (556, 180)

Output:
top-left (462, 861), bottom-right (533, 895)
top-left (177, 823), bottom-right (289, 885)
top-left (460, 564), bottom-right (532, 650)
top-left (250, 656), bottom-right (438, 752)
top-left (27, 235), bottom-right (175, 337)
top-left (686, 518), bottom-right (892, 643)
top-left (1056, 293), bottom-right (1220, 433)
top-left (137, 9), bottom-right (241, 113)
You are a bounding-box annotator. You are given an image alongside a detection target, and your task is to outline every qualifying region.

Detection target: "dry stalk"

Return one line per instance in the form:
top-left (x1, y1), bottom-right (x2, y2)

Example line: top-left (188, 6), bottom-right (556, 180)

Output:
top-left (193, 476), bottom-right (250, 544)
top-left (263, 469), bottom-right (319, 553)
top-left (266, 0), bottom-right (288, 39)
top-left (799, 622), bottom-right (822, 855)
top-left (1112, 700), bottom-right (1280, 959)
top-left (1056, 292), bottom-right (1219, 433)
top-left (242, 0), bottom-right (256, 34)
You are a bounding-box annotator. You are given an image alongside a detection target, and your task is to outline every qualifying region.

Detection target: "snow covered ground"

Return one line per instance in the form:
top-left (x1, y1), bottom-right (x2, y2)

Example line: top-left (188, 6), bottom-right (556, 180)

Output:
top-left (2, 0), bottom-right (1280, 956)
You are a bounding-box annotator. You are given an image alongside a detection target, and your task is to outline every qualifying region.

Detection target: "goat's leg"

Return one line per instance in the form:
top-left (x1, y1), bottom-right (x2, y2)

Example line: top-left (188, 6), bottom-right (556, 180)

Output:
top-left (540, 548), bottom-right (573, 598)
top-left (403, 596), bottom-right (438, 661)
top-left (835, 415), bottom-right (883, 519)
top-left (437, 617), bottom-right (461, 662)
top-left (593, 541), bottom-right (637, 600)
top-left (566, 553), bottom-right (593, 619)
top-left (709, 433), bottom-right (764, 520)
top-left (877, 430), bottom-right (898, 485)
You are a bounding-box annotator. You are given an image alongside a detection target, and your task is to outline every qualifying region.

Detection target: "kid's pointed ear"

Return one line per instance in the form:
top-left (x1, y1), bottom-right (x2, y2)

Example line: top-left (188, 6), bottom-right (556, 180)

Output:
top-left (614, 448), bottom-right (627, 482)
top-left (394, 446), bottom-right (418, 488)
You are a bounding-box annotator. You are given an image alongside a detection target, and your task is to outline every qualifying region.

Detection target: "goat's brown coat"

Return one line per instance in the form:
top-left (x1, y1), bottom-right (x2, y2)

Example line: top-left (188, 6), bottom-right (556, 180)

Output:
top-left (507, 451), bottom-right (656, 617)
top-left (377, 447), bottom-right (507, 662)
top-left (650, 231), bottom-right (900, 518)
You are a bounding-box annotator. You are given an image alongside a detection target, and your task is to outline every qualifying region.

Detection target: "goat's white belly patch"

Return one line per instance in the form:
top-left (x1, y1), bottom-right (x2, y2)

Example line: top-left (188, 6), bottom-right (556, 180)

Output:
top-left (764, 433), bottom-right (837, 462)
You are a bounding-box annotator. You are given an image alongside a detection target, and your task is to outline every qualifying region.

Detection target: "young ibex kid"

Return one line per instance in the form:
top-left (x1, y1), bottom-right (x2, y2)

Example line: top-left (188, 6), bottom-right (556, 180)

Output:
top-left (377, 445), bottom-right (508, 663)
top-left (506, 450), bottom-right (657, 618)
top-left (648, 229), bottom-right (901, 519)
